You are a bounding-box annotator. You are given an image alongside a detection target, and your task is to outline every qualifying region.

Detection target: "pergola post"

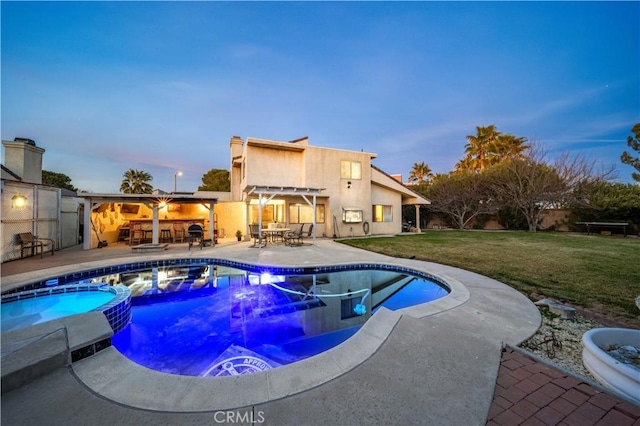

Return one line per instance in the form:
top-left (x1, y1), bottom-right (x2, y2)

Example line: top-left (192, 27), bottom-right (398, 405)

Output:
top-left (209, 202), bottom-right (215, 245)
top-left (258, 193), bottom-right (264, 247)
top-left (151, 204), bottom-right (159, 244)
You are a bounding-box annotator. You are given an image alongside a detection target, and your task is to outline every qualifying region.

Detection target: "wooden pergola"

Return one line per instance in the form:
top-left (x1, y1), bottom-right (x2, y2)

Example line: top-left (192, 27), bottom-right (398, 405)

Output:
top-left (243, 185), bottom-right (324, 246)
top-left (79, 193), bottom-right (218, 250)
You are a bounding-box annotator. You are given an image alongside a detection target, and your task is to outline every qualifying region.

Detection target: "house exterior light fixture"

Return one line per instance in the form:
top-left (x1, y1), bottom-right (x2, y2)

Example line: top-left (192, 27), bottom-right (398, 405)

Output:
top-left (11, 193), bottom-right (27, 209)
top-left (155, 197), bottom-right (172, 209)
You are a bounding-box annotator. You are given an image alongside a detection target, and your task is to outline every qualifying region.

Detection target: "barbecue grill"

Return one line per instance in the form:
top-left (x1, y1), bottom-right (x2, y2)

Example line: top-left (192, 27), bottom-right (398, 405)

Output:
top-left (188, 224), bottom-right (204, 250)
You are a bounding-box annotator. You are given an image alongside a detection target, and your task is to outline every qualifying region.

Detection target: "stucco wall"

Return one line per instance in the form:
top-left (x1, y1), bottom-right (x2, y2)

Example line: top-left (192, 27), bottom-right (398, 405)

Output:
top-left (371, 183), bottom-right (402, 235)
top-left (425, 209), bottom-right (571, 231)
top-left (215, 201), bottom-right (246, 240)
top-left (303, 145), bottom-right (374, 238)
top-left (246, 146), bottom-right (305, 188)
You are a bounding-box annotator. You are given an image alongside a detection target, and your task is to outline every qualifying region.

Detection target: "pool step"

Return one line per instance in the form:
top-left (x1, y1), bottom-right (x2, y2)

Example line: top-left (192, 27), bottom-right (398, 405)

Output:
top-left (1, 312), bottom-right (113, 394)
top-left (1, 329), bottom-right (69, 394)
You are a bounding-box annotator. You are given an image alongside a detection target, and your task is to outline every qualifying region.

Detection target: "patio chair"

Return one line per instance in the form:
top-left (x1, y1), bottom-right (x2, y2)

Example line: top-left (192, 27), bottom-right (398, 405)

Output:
top-left (301, 223), bottom-right (314, 244)
top-left (250, 224), bottom-right (268, 247)
top-left (17, 232), bottom-right (55, 258)
top-left (284, 223), bottom-right (304, 246)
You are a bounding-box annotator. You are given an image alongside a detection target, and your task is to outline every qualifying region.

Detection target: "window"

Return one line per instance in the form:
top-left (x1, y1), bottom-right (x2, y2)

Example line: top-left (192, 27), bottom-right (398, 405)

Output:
top-left (289, 204), bottom-right (325, 224)
top-left (342, 208), bottom-right (363, 223)
top-left (340, 160), bottom-right (361, 180)
top-left (250, 204), bottom-right (274, 225)
top-left (372, 205), bottom-right (393, 222)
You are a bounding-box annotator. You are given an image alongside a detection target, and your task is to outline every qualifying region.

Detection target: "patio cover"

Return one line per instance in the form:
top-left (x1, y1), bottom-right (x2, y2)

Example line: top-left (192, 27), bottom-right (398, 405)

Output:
top-left (243, 185), bottom-right (324, 246)
top-left (79, 193), bottom-right (218, 250)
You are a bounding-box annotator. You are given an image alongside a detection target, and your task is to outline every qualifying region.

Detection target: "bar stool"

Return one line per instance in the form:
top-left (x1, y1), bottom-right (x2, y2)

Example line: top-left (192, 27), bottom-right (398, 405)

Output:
top-left (160, 228), bottom-right (172, 243)
top-left (173, 222), bottom-right (186, 243)
top-left (117, 226), bottom-right (130, 244)
top-left (130, 222), bottom-right (144, 245)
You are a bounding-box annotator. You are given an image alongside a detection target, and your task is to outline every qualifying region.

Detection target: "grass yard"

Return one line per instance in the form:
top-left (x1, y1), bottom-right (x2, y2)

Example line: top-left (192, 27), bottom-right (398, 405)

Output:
top-left (340, 230), bottom-right (640, 325)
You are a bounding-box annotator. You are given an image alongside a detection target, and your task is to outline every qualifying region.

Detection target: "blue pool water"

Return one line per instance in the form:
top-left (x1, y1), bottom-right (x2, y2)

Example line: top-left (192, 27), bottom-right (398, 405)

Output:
top-left (1, 291), bottom-right (116, 333)
top-left (110, 265), bottom-right (449, 376)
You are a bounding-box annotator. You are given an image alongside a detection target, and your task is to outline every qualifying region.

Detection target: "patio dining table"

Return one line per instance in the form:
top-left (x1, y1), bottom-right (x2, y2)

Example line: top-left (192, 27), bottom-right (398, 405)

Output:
top-left (262, 228), bottom-right (290, 243)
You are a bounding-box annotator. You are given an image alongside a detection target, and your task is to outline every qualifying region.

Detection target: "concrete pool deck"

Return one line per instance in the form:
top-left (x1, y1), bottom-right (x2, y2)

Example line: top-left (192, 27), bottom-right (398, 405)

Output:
top-left (2, 237), bottom-right (635, 425)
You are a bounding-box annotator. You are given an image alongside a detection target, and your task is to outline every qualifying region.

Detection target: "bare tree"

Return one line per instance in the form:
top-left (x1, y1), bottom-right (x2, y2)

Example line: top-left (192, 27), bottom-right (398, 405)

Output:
top-left (489, 149), bottom-right (611, 232)
top-left (426, 171), bottom-right (497, 229)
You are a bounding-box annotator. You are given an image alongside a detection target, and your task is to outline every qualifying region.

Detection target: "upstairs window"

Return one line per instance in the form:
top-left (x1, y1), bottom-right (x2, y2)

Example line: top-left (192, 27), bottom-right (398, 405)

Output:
top-left (341, 160), bottom-right (361, 180)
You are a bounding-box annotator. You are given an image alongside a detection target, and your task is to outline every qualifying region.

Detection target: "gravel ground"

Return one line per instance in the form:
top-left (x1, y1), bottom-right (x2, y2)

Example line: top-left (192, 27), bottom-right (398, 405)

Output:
top-left (520, 308), bottom-right (604, 381)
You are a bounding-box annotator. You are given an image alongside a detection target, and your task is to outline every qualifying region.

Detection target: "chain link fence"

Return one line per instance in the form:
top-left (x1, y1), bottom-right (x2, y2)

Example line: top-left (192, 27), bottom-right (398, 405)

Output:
top-left (1, 181), bottom-right (80, 263)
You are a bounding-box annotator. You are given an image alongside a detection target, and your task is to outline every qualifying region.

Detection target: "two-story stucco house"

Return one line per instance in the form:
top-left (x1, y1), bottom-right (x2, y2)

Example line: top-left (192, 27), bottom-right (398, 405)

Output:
top-left (227, 136), bottom-right (429, 240)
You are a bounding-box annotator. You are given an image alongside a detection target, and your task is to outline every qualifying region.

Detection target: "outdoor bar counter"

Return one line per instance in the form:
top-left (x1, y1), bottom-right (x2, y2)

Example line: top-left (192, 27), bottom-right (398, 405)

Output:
top-left (123, 219), bottom-right (207, 245)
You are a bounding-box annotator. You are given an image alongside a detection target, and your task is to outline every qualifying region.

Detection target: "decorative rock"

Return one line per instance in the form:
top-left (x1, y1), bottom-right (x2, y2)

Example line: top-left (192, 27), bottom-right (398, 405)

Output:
top-left (521, 308), bottom-right (604, 380)
top-left (534, 298), bottom-right (577, 319)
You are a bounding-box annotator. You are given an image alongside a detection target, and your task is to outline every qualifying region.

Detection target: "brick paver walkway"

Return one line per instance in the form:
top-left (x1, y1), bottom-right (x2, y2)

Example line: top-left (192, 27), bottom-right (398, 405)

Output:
top-left (487, 346), bottom-right (640, 426)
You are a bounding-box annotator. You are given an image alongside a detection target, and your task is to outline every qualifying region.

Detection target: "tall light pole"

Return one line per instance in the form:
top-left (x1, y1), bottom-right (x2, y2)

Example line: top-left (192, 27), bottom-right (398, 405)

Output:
top-left (174, 171), bottom-right (183, 192)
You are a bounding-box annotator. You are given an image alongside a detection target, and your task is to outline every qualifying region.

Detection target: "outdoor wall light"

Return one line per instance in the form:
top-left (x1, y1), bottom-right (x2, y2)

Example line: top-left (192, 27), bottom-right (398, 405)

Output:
top-left (11, 194), bottom-right (27, 209)
top-left (155, 197), bottom-right (172, 209)
top-left (347, 181), bottom-right (352, 189)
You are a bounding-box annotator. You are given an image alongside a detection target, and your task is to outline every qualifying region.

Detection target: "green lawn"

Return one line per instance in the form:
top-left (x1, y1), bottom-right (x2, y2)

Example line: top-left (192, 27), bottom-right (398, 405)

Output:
top-left (340, 230), bottom-right (640, 325)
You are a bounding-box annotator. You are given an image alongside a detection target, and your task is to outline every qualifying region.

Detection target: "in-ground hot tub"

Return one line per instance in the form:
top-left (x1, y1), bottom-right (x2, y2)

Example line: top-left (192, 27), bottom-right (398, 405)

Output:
top-left (582, 327), bottom-right (640, 404)
top-left (1, 284), bottom-right (131, 334)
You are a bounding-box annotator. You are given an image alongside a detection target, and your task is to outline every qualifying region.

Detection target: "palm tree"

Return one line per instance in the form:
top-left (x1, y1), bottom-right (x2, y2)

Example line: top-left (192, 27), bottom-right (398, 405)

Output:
top-left (494, 134), bottom-right (530, 162)
top-left (120, 169), bottom-right (154, 194)
top-left (454, 156), bottom-right (474, 173)
top-left (409, 162), bottom-right (434, 184)
top-left (464, 125), bottom-right (500, 171)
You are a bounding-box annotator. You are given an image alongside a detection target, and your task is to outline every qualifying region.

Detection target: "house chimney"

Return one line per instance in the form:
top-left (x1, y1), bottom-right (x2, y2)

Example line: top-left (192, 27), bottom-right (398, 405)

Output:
top-left (229, 135), bottom-right (243, 164)
top-left (391, 174), bottom-right (403, 183)
top-left (2, 138), bottom-right (45, 184)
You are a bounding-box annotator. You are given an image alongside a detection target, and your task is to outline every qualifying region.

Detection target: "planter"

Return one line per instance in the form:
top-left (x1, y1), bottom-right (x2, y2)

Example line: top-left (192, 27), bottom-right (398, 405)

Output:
top-left (582, 328), bottom-right (640, 404)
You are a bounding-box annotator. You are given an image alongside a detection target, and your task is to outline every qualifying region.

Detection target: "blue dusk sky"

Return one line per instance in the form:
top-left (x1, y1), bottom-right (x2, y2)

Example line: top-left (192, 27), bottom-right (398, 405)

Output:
top-left (2, 1), bottom-right (639, 193)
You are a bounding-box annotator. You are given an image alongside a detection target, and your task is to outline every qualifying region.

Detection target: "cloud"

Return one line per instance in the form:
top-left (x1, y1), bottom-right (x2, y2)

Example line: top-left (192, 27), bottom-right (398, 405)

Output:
top-left (500, 85), bottom-right (610, 129)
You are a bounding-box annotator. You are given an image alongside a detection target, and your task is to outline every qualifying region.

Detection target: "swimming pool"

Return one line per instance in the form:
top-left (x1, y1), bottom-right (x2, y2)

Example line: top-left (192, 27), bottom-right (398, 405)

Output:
top-left (1, 258), bottom-right (450, 376)
top-left (109, 263), bottom-right (449, 376)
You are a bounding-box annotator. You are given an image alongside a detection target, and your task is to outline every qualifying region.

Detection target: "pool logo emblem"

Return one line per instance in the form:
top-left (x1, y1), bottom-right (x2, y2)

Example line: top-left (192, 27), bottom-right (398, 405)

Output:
top-left (201, 345), bottom-right (281, 377)
top-left (209, 356), bottom-right (273, 376)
